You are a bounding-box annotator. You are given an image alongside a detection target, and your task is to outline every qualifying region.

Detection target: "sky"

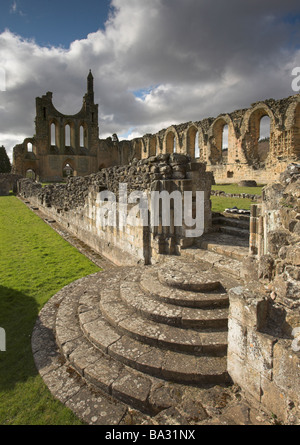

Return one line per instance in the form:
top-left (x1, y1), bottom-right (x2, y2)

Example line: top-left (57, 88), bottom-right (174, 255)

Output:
top-left (1, 0), bottom-right (300, 161)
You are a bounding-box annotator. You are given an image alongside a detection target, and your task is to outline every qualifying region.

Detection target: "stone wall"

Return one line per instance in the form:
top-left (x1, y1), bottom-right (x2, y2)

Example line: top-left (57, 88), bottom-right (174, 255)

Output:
top-left (12, 70), bottom-right (300, 185)
top-left (18, 154), bottom-right (213, 266)
top-left (0, 173), bottom-right (23, 196)
top-left (135, 94), bottom-right (300, 184)
top-left (228, 164), bottom-right (300, 424)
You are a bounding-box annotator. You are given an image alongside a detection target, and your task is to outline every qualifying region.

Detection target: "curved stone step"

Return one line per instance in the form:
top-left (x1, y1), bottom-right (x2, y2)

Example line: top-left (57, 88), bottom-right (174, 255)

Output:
top-left (78, 295), bottom-right (229, 384)
top-left (157, 264), bottom-right (222, 292)
top-left (97, 284), bottom-right (227, 355)
top-left (119, 280), bottom-right (228, 329)
top-left (54, 275), bottom-right (160, 414)
top-left (108, 335), bottom-right (229, 384)
top-left (140, 269), bottom-right (229, 309)
top-left (54, 266), bottom-right (231, 416)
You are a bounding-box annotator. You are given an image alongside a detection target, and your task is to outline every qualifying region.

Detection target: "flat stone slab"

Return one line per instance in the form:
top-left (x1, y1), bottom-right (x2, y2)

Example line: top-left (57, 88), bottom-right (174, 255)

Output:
top-left (141, 269), bottom-right (229, 308)
top-left (196, 233), bottom-right (249, 261)
top-left (157, 257), bottom-right (222, 292)
top-left (180, 248), bottom-right (243, 279)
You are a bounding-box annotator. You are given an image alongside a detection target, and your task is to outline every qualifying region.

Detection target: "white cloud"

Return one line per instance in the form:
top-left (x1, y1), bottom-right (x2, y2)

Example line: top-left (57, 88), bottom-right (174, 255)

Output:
top-left (1, 0), bottom-right (300, 161)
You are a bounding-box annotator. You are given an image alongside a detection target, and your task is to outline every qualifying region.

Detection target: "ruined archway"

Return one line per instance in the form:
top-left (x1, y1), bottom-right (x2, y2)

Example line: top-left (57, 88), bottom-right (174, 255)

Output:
top-left (242, 105), bottom-right (275, 165)
top-left (258, 115), bottom-right (271, 163)
top-left (165, 131), bottom-right (177, 154)
top-left (79, 123), bottom-right (88, 150)
top-left (208, 117), bottom-right (234, 165)
top-left (62, 161), bottom-right (75, 178)
top-left (50, 120), bottom-right (59, 148)
top-left (26, 169), bottom-right (36, 180)
top-left (186, 125), bottom-right (199, 158)
top-left (149, 136), bottom-right (157, 157)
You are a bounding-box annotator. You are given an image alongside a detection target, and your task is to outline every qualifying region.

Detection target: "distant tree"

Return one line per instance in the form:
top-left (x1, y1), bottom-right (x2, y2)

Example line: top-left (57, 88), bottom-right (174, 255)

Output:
top-left (0, 146), bottom-right (12, 173)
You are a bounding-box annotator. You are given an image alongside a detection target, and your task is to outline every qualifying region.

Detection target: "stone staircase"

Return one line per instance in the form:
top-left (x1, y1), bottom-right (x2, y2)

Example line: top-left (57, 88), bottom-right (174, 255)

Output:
top-left (212, 211), bottom-right (250, 239)
top-left (34, 254), bottom-right (244, 423)
top-left (180, 211), bottom-right (250, 278)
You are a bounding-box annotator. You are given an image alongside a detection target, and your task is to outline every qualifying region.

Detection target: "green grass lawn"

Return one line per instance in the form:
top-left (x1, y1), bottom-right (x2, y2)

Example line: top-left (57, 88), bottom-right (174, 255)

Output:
top-left (0, 196), bottom-right (100, 425)
top-left (211, 183), bottom-right (264, 212)
top-left (210, 195), bottom-right (253, 213)
top-left (211, 183), bottom-right (264, 195)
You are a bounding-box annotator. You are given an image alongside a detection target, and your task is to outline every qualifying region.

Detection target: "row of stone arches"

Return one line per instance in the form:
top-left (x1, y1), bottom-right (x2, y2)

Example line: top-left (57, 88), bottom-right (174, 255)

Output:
top-left (138, 99), bottom-right (300, 165)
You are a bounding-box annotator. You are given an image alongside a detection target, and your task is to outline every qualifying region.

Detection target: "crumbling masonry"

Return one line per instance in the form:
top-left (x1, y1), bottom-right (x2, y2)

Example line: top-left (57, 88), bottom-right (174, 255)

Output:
top-left (12, 72), bottom-right (300, 184)
top-left (12, 73), bottom-right (300, 424)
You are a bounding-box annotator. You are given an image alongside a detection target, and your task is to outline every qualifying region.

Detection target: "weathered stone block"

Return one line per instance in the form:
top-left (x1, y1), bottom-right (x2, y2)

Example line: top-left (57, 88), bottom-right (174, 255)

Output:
top-left (227, 318), bottom-right (247, 359)
top-left (227, 351), bottom-right (262, 403)
top-left (260, 376), bottom-right (288, 421)
top-left (246, 330), bottom-right (276, 380)
top-left (273, 340), bottom-right (300, 403)
top-left (229, 287), bottom-right (268, 329)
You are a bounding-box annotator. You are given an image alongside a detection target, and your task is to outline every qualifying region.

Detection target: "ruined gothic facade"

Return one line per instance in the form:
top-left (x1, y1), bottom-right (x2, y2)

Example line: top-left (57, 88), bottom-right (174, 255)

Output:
top-left (12, 72), bottom-right (300, 183)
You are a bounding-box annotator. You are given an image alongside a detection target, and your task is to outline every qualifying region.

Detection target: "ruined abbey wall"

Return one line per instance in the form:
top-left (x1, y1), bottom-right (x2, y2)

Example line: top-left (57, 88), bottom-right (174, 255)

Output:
top-left (13, 71), bottom-right (100, 182)
top-left (18, 155), bottom-right (213, 266)
top-left (228, 164), bottom-right (300, 424)
top-left (134, 95), bottom-right (300, 185)
top-left (11, 71), bottom-right (300, 185)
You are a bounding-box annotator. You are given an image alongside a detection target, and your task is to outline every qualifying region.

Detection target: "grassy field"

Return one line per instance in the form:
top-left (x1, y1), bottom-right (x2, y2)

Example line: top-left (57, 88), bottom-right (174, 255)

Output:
top-left (210, 195), bottom-right (254, 212)
top-left (211, 183), bottom-right (264, 212)
top-left (0, 195), bottom-right (100, 425)
top-left (211, 184), bottom-right (264, 195)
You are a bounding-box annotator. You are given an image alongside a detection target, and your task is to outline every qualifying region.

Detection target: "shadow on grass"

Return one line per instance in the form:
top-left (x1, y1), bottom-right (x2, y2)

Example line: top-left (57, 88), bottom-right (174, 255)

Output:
top-left (0, 285), bottom-right (40, 391)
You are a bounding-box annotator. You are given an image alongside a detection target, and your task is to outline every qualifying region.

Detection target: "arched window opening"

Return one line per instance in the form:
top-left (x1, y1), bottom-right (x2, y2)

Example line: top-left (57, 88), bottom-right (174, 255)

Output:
top-left (80, 126), bottom-right (84, 148)
top-left (222, 125), bottom-right (229, 151)
top-left (149, 138), bottom-right (156, 157)
top-left (221, 124), bottom-right (229, 162)
top-left (27, 142), bottom-right (33, 153)
top-left (26, 169), bottom-right (35, 180)
top-left (65, 124), bottom-right (71, 147)
top-left (258, 115), bottom-right (271, 162)
top-left (259, 115), bottom-right (271, 141)
top-left (51, 123), bottom-right (56, 146)
top-left (166, 132), bottom-right (175, 154)
top-left (63, 163), bottom-right (74, 178)
top-left (195, 131), bottom-right (200, 158)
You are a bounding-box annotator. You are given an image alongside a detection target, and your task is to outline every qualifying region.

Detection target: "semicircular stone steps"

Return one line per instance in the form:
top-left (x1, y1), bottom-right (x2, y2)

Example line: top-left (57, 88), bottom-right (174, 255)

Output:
top-left (119, 280), bottom-right (228, 329)
top-left (140, 269), bottom-right (229, 308)
top-left (157, 262), bottom-right (222, 292)
top-left (98, 284), bottom-right (227, 355)
top-left (54, 258), bottom-right (238, 416)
